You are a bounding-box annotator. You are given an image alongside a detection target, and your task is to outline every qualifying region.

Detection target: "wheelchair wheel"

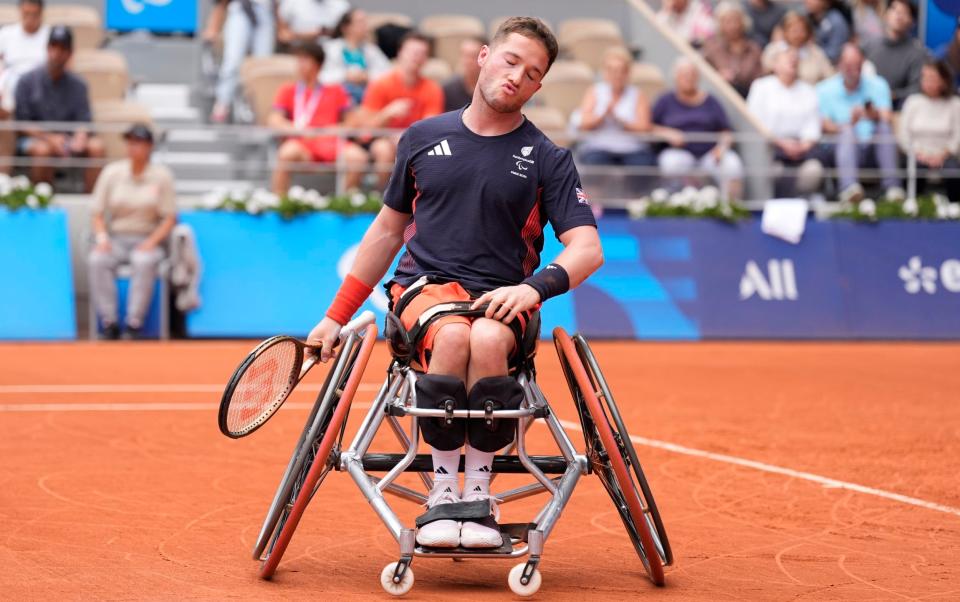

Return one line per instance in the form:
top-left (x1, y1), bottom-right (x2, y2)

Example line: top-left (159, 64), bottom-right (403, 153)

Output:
top-left (553, 328), bottom-right (666, 586)
top-left (255, 324), bottom-right (378, 580)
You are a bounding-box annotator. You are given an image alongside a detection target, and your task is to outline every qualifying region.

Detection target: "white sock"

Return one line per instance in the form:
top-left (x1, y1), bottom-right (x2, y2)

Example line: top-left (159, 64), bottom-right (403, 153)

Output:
top-left (464, 443), bottom-right (494, 495)
top-left (430, 446), bottom-right (461, 487)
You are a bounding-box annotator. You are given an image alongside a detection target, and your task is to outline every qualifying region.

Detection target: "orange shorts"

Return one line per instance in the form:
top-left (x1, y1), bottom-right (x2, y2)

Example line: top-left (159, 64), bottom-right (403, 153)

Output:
top-left (389, 281), bottom-right (536, 369)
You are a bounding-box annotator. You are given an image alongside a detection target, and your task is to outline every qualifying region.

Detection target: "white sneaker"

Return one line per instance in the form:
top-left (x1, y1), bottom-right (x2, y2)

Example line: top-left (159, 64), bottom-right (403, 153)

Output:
top-left (885, 186), bottom-right (906, 203)
top-left (416, 482), bottom-right (461, 548)
top-left (460, 483), bottom-right (503, 549)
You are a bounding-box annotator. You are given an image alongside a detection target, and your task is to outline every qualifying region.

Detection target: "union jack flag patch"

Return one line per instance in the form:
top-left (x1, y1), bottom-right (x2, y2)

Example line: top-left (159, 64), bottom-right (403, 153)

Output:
top-left (576, 187), bottom-right (590, 205)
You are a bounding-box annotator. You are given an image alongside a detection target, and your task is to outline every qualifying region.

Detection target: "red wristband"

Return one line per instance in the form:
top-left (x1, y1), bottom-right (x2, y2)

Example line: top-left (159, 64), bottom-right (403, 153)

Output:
top-left (326, 274), bottom-right (374, 326)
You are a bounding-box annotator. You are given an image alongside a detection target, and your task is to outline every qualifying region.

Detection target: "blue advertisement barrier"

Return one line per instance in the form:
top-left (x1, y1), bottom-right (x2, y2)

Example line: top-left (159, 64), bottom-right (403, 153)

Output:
top-left (179, 211), bottom-right (960, 340)
top-left (0, 208), bottom-right (76, 340)
top-left (106, 0), bottom-right (197, 34)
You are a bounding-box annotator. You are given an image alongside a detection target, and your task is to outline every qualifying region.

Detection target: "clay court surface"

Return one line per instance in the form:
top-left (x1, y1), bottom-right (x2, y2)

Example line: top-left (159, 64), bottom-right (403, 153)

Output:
top-left (2, 340), bottom-right (959, 600)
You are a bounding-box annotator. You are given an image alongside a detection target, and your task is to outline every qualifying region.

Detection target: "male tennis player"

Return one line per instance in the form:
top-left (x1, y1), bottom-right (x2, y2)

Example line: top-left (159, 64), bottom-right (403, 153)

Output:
top-left (308, 17), bottom-right (603, 549)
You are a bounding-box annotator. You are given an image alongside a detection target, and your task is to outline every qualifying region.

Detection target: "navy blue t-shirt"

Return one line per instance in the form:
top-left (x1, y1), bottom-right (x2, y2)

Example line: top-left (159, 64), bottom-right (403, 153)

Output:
top-left (383, 108), bottom-right (597, 293)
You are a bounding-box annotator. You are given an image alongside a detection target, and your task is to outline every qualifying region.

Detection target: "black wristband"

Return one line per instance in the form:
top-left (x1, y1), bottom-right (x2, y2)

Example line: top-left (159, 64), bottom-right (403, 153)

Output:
top-left (522, 263), bottom-right (570, 302)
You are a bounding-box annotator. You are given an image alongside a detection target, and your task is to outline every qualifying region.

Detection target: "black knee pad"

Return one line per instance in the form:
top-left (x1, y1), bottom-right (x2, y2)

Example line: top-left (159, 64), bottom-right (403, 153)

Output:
top-left (415, 374), bottom-right (467, 451)
top-left (467, 376), bottom-right (524, 452)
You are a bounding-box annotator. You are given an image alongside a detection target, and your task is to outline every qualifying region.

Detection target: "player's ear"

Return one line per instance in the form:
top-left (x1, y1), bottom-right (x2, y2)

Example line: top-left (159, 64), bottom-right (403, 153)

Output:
top-left (478, 45), bottom-right (490, 67)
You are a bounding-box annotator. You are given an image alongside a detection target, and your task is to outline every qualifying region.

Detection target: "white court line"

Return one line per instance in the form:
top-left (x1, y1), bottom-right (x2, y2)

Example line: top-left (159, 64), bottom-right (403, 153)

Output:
top-left (0, 383), bottom-right (382, 394)
top-left (1, 393), bottom-right (957, 520)
top-left (553, 418), bottom-right (960, 519)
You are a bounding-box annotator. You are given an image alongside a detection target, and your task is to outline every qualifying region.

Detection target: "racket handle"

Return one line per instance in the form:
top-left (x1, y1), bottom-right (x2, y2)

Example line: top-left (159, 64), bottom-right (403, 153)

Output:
top-left (340, 310), bottom-right (376, 341)
top-left (298, 353), bottom-right (319, 380)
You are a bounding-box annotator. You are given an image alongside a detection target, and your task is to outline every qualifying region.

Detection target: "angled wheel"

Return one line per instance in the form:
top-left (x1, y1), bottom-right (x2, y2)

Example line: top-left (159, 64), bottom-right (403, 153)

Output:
top-left (554, 327), bottom-right (667, 586)
top-left (255, 324), bottom-right (378, 579)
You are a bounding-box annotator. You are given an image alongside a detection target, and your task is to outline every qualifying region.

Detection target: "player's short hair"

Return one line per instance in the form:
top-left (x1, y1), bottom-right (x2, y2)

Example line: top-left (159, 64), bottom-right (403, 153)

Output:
top-left (888, 0), bottom-right (917, 21)
top-left (491, 16), bottom-right (559, 73)
top-left (20, 0), bottom-right (43, 7)
top-left (399, 31), bottom-right (434, 56)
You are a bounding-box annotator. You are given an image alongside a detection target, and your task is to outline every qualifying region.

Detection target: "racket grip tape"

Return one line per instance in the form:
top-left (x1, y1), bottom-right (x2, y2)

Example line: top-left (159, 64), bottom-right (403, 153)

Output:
top-left (326, 274), bottom-right (374, 326)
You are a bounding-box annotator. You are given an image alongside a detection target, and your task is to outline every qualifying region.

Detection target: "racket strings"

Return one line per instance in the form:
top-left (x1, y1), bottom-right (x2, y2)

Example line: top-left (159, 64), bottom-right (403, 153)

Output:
top-left (227, 340), bottom-right (300, 434)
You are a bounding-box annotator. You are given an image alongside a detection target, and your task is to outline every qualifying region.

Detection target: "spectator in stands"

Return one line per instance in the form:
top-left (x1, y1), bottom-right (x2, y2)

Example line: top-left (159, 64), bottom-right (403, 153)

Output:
top-left (268, 41), bottom-right (367, 194)
top-left (817, 43), bottom-right (902, 203)
top-left (443, 36), bottom-right (486, 112)
top-left (762, 12), bottom-right (834, 85)
top-left (575, 46), bottom-right (654, 168)
top-left (88, 124), bottom-right (176, 340)
top-left (938, 20), bottom-right (960, 89)
top-left (206, 0), bottom-right (275, 123)
top-left (657, 0), bottom-right (716, 48)
top-left (702, 2), bottom-right (764, 97)
top-left (748, 48), bottom-right (824, 197)
top-left (853, 0), bottom-right (886, 46)
top-left (863, 0), bottom-right (927, 110)
top-left (745, 0), bottom-right (787, 47)
top-left (350, 32), bottom-right (443, 189)
top-left (0, 0), bottom-right (48, 116)
top-left (320, 9), bottom-right (391, 105)
top-left (804, 0), bottom-right (851, 63)
top-left (897, 60), bottom-right (960, 203)
top-left (652, 57), bottom-right (744, 199)
top-left (14, 26), bottom-right (104, 192)
top-left (277, 0), bottom-right (350, 48)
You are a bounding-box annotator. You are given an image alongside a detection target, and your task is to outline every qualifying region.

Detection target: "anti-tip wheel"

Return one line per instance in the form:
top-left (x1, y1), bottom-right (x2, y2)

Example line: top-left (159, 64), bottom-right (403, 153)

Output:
top-left (380, 562), bottom-right (414, 596)
top-left (508, 563), bottom-right (542, 597)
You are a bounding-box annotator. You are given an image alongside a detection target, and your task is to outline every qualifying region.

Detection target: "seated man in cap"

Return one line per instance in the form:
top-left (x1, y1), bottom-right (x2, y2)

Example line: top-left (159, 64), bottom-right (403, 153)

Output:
top-left (14, 25), bottom-right (105, 191)
top-left (88, 123), bottom-right (176, 340)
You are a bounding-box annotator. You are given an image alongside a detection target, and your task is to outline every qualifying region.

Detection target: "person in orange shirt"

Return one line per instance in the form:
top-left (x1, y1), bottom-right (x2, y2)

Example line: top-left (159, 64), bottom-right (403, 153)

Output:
top-left (268, 41), bottom-right (370, 195)
top-left (350, 32), bottom-right (444, 188)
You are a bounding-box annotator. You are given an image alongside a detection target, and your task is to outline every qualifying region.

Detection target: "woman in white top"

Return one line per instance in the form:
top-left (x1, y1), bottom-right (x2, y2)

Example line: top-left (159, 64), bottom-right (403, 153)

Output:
top-left (897, 60), bottom-right (960, 203)
top-left (747, 47), bottom-right (824, 196)
top-left (576, 47), bottom-right (654, 167)
top-left (320, 9), bottom-right (391, 105)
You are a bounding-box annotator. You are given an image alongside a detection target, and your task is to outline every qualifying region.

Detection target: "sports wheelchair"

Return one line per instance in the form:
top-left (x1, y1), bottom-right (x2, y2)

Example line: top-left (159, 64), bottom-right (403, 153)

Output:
top-left (251, 305), bottom-right (672, 596)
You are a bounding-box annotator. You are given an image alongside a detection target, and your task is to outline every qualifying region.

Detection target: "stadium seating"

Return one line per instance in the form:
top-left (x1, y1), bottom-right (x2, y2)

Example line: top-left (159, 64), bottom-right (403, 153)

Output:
top-left (537, 59), bottom-right (595, 120)
top-left (522, 105), bottom-right (570, 146)
top-left (46, 4), bottom-right (103, 50)
top-left (421, 57), bottom-right (452, 85)
top-left (630, 62), bottom-right (667, 101)
top-left (0, 5), bottom-right (18, 26)
top-left (72, 49), bottom-right (129, 102)
top-left (366, 12), bottom-right (414, 44)
top-left (239, 55), bottom-right (297, 125)
top-left (419, 14), bottom-right (485, 71)
top-left (92, 99), bottom-right (153, 159)
top-left (557, 18), bottom-right (626, 71)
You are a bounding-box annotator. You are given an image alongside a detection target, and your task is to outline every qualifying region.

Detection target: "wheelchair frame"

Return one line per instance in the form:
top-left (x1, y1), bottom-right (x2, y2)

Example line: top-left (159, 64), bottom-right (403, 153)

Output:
top-left (249, 319), bottom-right (671, 596)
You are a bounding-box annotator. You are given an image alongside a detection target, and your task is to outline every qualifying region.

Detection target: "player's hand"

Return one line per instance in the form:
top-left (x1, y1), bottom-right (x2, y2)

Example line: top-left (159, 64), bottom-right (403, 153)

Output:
top-left (471, 284), bottom-right (541, 324)
top-left (307, 316), bottom-right (342, 363)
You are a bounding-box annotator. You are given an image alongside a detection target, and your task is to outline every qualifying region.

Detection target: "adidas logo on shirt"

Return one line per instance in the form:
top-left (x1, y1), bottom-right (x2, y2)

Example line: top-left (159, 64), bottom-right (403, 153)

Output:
top-left (427, 139), bottom-right (453, 156)
top-left (477, 465), bottom-right (491, 472)
top-left (472, 485), bottom-right (483, 492)
top-left (435, 466), bottom-right (449, 475)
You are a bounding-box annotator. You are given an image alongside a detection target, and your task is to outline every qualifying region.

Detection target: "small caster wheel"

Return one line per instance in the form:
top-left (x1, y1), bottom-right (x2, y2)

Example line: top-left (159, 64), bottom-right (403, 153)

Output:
top-left (508, 563), bottom-right (542, 597)
top-left (380, 561), bottom-right (414, 596)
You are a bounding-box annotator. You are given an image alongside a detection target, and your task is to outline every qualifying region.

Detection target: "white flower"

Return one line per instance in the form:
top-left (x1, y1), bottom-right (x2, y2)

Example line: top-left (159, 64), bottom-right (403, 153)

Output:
top-left (25, 195), bottom-right (39, 209)
top-left (933, 193), bottom-right (949, 208)
top-left (350, 192), bottom-right (366, 207)
top-left (858, 198), bottom-right (876, 217)
top-left (228, 188), bottom-right (248, 202)
top-left (11, 175), bottom-right (30, 190)
top-left (0, 179), bottom-right (10, 196)
top-left (947, 204), bottom-right (960, 219)
top-left (303, 189), bottom-right (322, 207)
top-left (247, 199), bottom-right (263, 215)
top-left (626, 199), bottom-right (649, 219)
top-left (698, 185), bottom-right (720, 208)
top-left (0, 173), bottom-right (10, 187)
top-left (651, 188), bottom-right (669, 204)
top-left (720, 202), bottom-right (733, 217)
top-left (902, 197), bottom-right (918, 216)
top-left (252, 188), bottom-right (279, 208)
top-left (315, 195), bottom-right (330, 209)
top-left (936, 204), bottom-right (949, 219)
top-left (201, 190), bottom-right (223, 209)
top-left (34, 182), bottom-right (53, 198)
top-left (287, 185), bottom-right (306, 201)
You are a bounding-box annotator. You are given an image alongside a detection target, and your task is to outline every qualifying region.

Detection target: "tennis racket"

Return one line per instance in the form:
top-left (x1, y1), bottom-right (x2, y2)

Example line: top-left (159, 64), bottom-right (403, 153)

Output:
top-left (218, 311), bottom-right (376, 439)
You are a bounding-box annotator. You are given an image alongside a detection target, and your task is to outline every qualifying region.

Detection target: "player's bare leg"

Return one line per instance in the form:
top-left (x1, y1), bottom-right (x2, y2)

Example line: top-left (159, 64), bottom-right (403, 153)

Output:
top-left (462, 318), bottom-right (517, 548)
top-left (415, 323), bottom-right (471, 548)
